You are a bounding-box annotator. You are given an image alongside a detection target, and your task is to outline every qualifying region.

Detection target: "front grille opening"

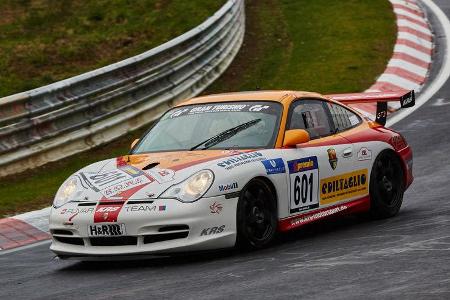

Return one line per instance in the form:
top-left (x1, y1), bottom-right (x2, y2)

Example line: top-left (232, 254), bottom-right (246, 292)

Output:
top-left (54, 236), bottom-right (84, 246)
top-left (127, 200), bottom-right (154, 204)
top-left (158, 225), bottom-right (189, 232)
top-left (77, 202), bottom-right (96, 206)
top-left (90, 236), bottom-right (137, 246)
top-left (143, 232), bottom-right (188, 244)
top-left (51, 229), bottom-right (73, 236)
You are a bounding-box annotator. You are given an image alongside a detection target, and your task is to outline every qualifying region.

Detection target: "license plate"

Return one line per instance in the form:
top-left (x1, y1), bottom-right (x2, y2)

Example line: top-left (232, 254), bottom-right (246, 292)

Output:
top-left (88, 224), bottom-right (126, 237)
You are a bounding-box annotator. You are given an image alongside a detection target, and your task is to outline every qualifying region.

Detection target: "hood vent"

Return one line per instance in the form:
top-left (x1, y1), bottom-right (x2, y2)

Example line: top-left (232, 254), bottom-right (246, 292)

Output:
top-left (142, 162), bottom-right (159, 170)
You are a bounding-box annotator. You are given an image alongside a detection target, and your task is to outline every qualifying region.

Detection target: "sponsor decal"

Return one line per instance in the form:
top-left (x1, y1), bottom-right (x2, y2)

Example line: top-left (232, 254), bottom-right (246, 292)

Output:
top-left (349, 115), bottom-right (359, 126)
top-left (169, 104), bottom-right (248, 118)
top-left (81, 166), bottom-right (155, 198)
top-left (146, 168), bottom-right (175, 184)
top-left (88, 224), bottom-right (126, 237)
top-left (169, 108), bottom-right (189, 118)
top-left (116, 156), bottom-right (128, 167)
top-left (102, 177), bottom-right (146, 197)
top-left (261, 158), bottom-right (286, 175)
top-left (290, 205), bottom-right (348, 227)
top-left (217, 152), bottom-right (264, 170)
top-left (60, 207), bottom-right (94, 215)
top-left (222, 149), bottom-right (244, 156)
top-left (200, 225), bottom-right (225, 236)
top-left (60, 207), bottom-right (95, 222)
top-left (327, 148), bottom-right (338, 170)
top-left (390, 135), bottom-right (407, 151)
top-left (124, 205), bottom-right (157, 212)
top-left (218, 182), bottom-right (238, 192)
top-left (357, 147), bottom-right (372, 161)
top-left (320, 169), bottom-right (368, 205)
top-left (288, 157), bottom-right (319, 213)
top-left (210, 202), bottom-right (223, 214)
top-left (122, 204), bottom-right (166, 212)
top-left (249, 104), bottom-right (270, 112)
top-left (94, 203), bottom-right (124, 223)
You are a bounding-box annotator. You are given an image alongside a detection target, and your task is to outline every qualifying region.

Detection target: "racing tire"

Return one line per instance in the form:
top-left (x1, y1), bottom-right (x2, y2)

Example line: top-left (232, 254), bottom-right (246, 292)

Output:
top-left (236, 178), bottom-right (278, 250)
top-left (369, 150), bottom-right (405, 219)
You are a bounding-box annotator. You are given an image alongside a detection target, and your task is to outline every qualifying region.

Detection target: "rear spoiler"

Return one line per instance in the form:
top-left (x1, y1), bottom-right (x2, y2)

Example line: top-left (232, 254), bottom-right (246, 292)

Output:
top-left (327, 90), bottom-right (415, 125)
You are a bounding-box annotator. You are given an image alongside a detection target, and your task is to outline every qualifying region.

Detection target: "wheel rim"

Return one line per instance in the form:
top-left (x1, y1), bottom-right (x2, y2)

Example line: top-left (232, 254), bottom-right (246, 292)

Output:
top-left (242, 185), bottom-right (274, 243)
top-left (374, 154), bottom-right (403, 207)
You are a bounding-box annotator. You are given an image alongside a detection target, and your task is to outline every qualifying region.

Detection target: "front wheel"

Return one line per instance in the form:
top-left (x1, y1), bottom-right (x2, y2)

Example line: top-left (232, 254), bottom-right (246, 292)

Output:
top-left (369, 150), bottom-right (405, 219)
top-left (236, 178), bottom-right (277, 249)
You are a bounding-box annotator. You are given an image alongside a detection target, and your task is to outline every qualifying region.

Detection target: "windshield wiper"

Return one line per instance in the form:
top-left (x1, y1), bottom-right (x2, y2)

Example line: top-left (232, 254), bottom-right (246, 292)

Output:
top-left (190, 118), bottom-right (261, 151)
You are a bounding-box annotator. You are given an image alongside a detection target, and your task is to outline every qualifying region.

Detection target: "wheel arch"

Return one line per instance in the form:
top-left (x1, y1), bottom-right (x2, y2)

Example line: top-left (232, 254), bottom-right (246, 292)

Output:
top-left (372, 148), bottom-right (407, 190)
top-left (241, 176), bottom-right (279, 218)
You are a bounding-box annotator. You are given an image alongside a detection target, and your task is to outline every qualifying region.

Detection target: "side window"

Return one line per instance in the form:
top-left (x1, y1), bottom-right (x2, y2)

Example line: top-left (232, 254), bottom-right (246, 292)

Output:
top-left (288, 100), bottom-right (333, 140)
top-left (327, 102), bottom-right (362, 132)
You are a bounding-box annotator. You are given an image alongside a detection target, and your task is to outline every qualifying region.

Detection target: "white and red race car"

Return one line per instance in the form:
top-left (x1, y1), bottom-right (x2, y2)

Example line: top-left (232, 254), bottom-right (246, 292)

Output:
top-left (49, 90), bottom-right (414, 259)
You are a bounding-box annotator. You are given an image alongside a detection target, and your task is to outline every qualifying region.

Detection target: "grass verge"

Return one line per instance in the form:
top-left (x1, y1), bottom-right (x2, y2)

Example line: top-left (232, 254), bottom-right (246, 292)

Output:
top-left (0, 0), bottom-right (396, 217)
top-left (0, 0), bottom-right (224, 97)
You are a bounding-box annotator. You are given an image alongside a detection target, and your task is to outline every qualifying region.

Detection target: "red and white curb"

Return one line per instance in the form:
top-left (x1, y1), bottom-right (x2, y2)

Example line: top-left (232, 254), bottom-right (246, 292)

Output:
top-left (0, 207), bottom-right (50, 251)
top-left (0, 0), bottom-right (435, 252)
top-left (352, 0), bottom-right (433, 118)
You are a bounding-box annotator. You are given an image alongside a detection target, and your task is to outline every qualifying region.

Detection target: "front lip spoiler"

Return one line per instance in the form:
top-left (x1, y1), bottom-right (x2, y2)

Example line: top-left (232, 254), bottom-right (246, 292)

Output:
top-left (54, 248), bottom-right (234, 261)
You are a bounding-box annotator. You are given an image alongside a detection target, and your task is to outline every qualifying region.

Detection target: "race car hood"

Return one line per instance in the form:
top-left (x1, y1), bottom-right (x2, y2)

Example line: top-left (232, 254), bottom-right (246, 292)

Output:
top-left (66, 149), bottom-right (250, 202)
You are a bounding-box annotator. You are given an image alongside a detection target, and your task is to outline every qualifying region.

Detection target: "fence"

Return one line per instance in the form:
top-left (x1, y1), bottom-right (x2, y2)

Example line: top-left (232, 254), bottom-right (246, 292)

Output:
top-left (0, 0), bottom-right (245, 177)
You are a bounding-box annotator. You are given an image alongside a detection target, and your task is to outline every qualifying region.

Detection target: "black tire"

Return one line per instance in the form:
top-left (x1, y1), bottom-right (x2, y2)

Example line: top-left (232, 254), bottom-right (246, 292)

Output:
top-left (369, 150), bottom-right (405, 219)
top-left (236, 178), bottom-right (278, 249)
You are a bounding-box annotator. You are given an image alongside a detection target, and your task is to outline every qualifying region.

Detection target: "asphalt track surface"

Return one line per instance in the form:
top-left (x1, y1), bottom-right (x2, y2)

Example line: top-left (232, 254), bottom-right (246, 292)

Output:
top-left (1, 2), bottom-right (450, 299)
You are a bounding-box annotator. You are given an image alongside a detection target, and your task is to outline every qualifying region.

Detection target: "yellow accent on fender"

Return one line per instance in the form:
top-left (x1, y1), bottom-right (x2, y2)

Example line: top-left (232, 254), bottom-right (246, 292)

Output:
top-left (320, 169), bottom-right (368, 205)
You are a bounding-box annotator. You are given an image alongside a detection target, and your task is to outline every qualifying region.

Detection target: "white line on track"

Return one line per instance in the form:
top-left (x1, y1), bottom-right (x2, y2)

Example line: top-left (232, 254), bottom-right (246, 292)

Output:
top-left (388, 0), bottom-right (450, 126)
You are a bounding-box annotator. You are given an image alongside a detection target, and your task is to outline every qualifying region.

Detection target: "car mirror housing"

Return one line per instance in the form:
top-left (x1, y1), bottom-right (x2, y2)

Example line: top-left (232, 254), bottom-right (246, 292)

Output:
top-left (130, 139), bottom-right (139, 150)
top-left (283, 129), bottom-right (310, 147)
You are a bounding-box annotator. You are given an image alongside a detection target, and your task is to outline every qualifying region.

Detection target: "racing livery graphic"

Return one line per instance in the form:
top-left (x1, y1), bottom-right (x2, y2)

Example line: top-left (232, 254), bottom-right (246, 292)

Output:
top-left (49, 90), bottom-right (414, 259)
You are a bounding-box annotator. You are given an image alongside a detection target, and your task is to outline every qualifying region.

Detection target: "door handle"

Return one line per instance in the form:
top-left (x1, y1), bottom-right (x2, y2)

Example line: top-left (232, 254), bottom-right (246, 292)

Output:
top-left (342, 148), bottom-right (353, 158)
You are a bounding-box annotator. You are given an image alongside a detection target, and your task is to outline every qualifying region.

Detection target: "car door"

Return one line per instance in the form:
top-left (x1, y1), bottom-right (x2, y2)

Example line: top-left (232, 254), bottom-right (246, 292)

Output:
top-left (281, 99), bottom-right (361, 218)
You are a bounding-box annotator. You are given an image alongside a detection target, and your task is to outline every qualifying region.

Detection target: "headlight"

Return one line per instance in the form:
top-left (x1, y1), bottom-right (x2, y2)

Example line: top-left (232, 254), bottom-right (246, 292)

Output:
top-left (160, 170), bottom-right (214, 202)
top-left (53, 177), bottom-right (78, 208)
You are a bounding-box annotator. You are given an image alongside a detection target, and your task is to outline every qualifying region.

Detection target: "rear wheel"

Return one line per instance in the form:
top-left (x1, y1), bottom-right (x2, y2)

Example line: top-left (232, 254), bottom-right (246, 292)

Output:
top-left (236, 178), bottom-right (277, 249)
top-left (369, 150), bottom-right (404, 219)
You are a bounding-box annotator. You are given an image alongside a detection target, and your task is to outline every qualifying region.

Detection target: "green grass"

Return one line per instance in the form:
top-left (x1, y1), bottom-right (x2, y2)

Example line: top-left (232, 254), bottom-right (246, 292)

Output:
top-left (207, 0), bottom-right (396, 94)
top-left (0, 0), bottom-right (224, 97)
top-left (0, 0), bottom-right (396, 217)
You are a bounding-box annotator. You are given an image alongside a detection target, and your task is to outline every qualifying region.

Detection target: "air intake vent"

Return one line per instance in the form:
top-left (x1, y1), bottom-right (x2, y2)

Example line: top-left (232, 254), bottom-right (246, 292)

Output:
top-left (158, 225), bottom-right (189, 232)
top-left (54, 236), bottom-right (84, 246)
top-left (143, 162), bottom-right (159, 170)
top-left (51, 229), bottom-right (73, 236)
top-left (90, 237), bottom-right (137, 246)
top-left (143, 232), bottom-right (188, 244)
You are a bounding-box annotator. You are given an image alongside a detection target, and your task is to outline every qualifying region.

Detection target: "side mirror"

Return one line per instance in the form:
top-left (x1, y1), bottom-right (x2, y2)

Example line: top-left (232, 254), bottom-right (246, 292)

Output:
top-left (283, 129), bottom-right (310, 147)
top-left (130, 139), bottom-right (139, 150)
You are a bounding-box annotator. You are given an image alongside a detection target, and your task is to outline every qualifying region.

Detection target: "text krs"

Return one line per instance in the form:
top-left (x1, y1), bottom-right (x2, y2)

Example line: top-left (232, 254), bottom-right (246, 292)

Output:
top-left (200, 225), bottom-right (225, 236)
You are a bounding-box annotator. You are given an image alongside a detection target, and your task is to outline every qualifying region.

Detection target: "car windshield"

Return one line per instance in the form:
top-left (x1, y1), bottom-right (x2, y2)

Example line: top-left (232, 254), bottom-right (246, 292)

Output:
top-left (133, 101), bottom-right (283, 153)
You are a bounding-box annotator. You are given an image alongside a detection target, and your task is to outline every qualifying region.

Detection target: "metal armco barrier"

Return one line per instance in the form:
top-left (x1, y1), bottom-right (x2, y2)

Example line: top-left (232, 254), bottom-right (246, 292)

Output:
top-left (0, 0), bottom-right (245, 177)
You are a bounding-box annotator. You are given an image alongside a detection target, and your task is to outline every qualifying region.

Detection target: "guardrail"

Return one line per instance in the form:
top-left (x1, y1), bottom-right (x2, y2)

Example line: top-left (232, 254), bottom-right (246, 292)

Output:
top-left (0, 0), bottom-right (245, 177)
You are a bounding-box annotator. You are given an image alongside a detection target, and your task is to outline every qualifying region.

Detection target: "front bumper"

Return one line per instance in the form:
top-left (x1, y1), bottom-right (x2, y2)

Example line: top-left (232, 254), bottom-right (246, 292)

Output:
top-left (49, 195), bottom-right (238, 258)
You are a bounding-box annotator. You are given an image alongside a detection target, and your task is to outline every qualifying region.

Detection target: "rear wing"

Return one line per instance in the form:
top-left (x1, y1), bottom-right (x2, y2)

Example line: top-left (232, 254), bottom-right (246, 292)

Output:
top-left (326, 90), bottom-right (415, 125)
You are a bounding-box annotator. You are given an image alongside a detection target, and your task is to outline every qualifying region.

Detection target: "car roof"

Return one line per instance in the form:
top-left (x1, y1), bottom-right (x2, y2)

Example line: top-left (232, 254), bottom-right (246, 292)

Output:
top-left (177, 90), bottom-right (326, 106)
